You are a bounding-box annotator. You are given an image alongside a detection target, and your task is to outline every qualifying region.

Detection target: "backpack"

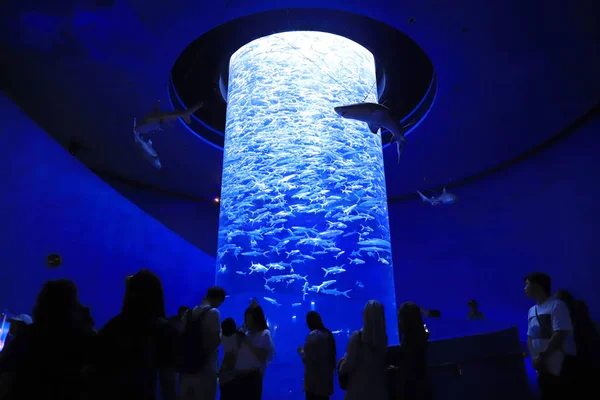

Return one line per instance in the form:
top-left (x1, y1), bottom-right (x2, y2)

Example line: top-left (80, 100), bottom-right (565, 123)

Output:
top-left (176, 306), bottom-right (212, 374)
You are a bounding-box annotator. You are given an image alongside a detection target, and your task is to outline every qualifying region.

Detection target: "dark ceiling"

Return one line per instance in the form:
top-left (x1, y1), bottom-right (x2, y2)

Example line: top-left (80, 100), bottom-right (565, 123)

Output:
top-left (1, 0), bottom-right (599, 203)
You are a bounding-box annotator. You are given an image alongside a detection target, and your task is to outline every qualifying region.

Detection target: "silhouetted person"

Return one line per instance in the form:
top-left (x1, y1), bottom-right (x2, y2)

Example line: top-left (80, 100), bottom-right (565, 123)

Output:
top-left (219, 318), bottom-right (244, 400)
top-left (297, 311), bottom-right (336, 400)
top-left (467, 300), bottom-right (485, 320)
top-left (389, 302), bottom-right (432, 400)
top-left (0, 279), bottom-right (95, 400)
top-left (179, 286), bottom-right (226, 400)
top-left (92, 269), bottom-right (178, 400)
top-left (168, 306), bottom-right (189, 333)
top-left (339, 300), bottom-right (388, 400)
top-left (525, 273), bottom-right (576, 400)
top-left (555, 290), bottom-right (600, 396)
top-left (231, 305), bottom-right (275, 400)
top-left (158, 305), bottom-right (189, 400)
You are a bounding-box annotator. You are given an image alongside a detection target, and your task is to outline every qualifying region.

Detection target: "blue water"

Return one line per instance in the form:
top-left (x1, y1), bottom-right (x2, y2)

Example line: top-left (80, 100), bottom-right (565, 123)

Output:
top-left (215, 31), bottom-right (397, 399)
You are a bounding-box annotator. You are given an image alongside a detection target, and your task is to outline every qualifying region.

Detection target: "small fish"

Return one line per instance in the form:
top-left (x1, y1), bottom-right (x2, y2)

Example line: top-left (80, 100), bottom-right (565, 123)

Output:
top-left (348, 257), bottom-right (366, 265)
top-left (241, 250), bottom-right (267, 257)
top-left (236, 271), bottom-right (247, 276)
top-left (322, 266), bottom-right (346, 277)
top-left (218, 264), bottom-right (227, 274)
top-left (334, 251), bottom-right (345, 259)
top-left (356, 281), bottom-right (364, 288)
top-left (292, 303), bottom-right (302, 307)
top-left (320, 288), bottom-right (352, 298)
top-left (264, 274), bottom-right (308, 284)
top-left (286, 250), bottom-right (301, 258)
top-left (264, 284), bottom-right (275, 293)
top-left (311, 280), bottom-right (336, 292)
top-left (249, 262), bottom-right (269, 274)
top-left (263, 297), bottom-right (282, 307)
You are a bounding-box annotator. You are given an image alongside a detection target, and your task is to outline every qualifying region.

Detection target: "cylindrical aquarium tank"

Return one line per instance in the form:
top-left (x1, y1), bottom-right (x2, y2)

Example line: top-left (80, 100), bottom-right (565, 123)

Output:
top-left (216, 31), bottom-right (397, 399)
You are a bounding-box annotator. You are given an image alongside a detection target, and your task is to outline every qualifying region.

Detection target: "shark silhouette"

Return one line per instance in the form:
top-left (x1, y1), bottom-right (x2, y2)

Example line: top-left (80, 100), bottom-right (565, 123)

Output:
top-left (416, 188), bottom-right (457, 206)
top-left (334, 102), bottom-right (414, 163)
top-left (135, 100), bottom-right (203, 134)
top-left (133, 118), bottom-right (162, 169)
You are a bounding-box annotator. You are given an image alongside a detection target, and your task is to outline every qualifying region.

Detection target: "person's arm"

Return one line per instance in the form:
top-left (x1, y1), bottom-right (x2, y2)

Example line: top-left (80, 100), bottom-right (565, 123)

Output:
top-left (244, 330), bottom-right (274, 364)
top-left (298, 332), bottom-right (319, 365)
top-left (339, 331), bottom-right (360, 375)
top-left (539, 301), bottom-right (572, 358)
top-left (203, 309), bottom-right (222, 352)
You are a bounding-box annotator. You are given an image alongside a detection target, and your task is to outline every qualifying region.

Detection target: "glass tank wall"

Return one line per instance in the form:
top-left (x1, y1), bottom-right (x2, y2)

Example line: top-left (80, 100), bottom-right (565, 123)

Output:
top-left (216, 31), bottom-right (397, 399)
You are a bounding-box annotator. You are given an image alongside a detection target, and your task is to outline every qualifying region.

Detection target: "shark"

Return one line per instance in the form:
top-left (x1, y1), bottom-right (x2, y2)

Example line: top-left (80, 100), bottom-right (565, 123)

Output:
top-left (133, 118), bottom-right (162, 169)
top-left (333, 102), bottom-right (414, 164)
top-left (416, 187), bottom-right (458, 206)
top-left (135, 100), bottom-right (204, 134)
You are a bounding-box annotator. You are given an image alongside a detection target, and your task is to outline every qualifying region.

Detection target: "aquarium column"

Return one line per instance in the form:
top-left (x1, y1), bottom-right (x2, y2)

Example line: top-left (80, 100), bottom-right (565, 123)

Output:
top-left (216, 32), bottom-right (397, 350)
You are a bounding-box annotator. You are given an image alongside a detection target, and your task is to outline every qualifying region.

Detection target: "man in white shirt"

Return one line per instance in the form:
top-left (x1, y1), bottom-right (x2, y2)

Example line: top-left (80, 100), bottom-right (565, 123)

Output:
top-left (524, 272), bottom-right (576, 400)
top-left (180, 286), bottom-right (226, 400)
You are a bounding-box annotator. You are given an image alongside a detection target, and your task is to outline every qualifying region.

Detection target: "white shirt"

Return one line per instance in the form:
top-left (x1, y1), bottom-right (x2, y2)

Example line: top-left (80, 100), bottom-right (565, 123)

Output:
top-left (235, 329), bottom-right (275, 375)
top-left (527, 298), bottom-right (576, 376)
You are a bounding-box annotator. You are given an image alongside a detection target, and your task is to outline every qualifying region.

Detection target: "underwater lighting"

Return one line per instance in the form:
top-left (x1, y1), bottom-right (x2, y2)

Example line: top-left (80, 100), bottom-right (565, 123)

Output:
top-left (213, 197), bottom-right (220, 203)
top-left (215, 31), bottom-right (397, 399)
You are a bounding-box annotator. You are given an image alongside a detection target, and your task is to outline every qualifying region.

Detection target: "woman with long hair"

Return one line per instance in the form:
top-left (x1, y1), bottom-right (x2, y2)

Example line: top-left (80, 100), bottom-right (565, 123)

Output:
top-left (0, 279), bottom-right (94, 400)
top-left (93, 269), bottom-right (178, 400)
top-left (392, 302), bottom-right (431, 400)
top-left (338, 300), bottom-right (388, 400)
top-left (297, 311), bottom-right (337, 400)
top-left (232, 304), bottom-right (275, 400)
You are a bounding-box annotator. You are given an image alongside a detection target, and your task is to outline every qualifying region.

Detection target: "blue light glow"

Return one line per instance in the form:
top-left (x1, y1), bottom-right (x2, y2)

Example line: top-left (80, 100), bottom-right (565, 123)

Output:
top-left (215, 31), bottom-right (397, 397)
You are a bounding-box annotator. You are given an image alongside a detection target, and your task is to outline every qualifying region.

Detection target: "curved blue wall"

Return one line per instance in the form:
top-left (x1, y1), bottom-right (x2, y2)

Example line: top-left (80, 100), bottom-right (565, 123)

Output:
top-left (0, 91), bottom-right (215, 326)
top-left (390, 112), bottom-right (600, 340)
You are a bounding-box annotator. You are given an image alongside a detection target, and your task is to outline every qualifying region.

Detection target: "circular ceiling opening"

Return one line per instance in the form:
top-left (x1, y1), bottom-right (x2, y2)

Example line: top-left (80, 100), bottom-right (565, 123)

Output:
top-left (170, 8), bottom-right (436, 150)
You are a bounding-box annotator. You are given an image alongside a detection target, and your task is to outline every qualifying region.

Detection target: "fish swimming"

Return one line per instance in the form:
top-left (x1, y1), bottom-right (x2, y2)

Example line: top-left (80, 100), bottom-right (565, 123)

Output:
top-left (263, 297), bottom-right (282, 307)
top-left (133, 118), bottom-right (161, 169)
top-left (416, 187), bottom-right (458, 206)
top-left (264, 274), bottom-right (308, 284)
top-left (322, 266), bottom-right (346, 277)
top-left (135, 100), bottom-right (204, 134)
top-left (334, 102), bottom-right (410, 164)
top-left (320, 288), bottom-right (352, 298)
top-left (249, 262), bottom-right (269, 274)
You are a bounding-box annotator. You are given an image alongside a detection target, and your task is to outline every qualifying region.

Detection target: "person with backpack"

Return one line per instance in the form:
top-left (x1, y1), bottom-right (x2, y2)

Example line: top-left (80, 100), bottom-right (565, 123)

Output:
top-left (178, 286), bottom-right (226, 400)
top-left (297, 311), bottom-right (336, 400)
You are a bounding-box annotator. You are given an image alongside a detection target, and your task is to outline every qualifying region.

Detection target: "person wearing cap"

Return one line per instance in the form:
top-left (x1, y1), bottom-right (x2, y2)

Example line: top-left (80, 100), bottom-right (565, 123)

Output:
top-left (467, 300), bottom-right (486, 320)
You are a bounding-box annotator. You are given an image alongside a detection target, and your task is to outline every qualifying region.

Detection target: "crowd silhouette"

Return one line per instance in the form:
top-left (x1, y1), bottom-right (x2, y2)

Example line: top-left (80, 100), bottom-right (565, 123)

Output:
top-left (0, 269), bottom-right (598, 400)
